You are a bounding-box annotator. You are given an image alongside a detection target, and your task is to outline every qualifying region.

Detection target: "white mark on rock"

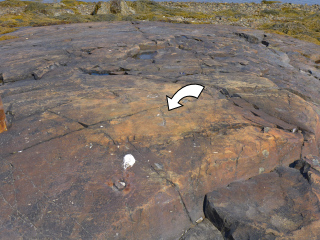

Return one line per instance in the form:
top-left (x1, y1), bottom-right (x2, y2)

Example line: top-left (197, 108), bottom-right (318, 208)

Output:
top-left (213, 152), bottom-right (218, 154)
top-left (147, 94), bottom-right (159, 98)
top-left (123, 154), bottom-right (136, 170)
top-left (312, 158), bottom-right (320, 166)
top-left (155, 163), bottom-right (163, 170)
top-left (264, 127), bottom-right (270, 133)
top-left (292, 128), bottom-right (297, 133)
top-left (259, 167), bottom-right (265, 174)
top-left (262, 150), bottom-right (269, 158)
top-left (196, 217), bottom-right (203, 223)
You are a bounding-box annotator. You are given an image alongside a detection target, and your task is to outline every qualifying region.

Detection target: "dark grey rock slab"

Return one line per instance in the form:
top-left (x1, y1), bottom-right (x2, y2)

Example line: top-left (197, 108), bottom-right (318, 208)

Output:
top-left (204, 166), bottom-right (320, 239)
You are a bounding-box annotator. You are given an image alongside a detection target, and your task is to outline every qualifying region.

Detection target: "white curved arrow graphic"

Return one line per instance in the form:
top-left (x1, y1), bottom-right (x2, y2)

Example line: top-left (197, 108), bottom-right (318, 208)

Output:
top-left (166, 84), bottom-right (205, 111)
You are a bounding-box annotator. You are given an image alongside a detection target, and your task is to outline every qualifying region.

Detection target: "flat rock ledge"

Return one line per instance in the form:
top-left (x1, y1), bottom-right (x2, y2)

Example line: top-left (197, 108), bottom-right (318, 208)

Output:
top-left (0, 21), bottom-right (320, 239)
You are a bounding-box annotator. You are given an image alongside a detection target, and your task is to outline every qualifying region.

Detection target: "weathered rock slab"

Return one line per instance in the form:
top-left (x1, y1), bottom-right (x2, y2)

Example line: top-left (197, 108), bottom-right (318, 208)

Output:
top-left (204, 166), bottom-right (320, 239)
top-left (0, 22), bottom-right (320, 239)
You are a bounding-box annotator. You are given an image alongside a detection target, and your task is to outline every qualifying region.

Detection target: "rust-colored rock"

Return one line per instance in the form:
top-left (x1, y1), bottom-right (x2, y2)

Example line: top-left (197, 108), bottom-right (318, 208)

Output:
top-left (0, 22), bottom-right (320, 239)
top-left (0, 95), bottom-right (7, 133)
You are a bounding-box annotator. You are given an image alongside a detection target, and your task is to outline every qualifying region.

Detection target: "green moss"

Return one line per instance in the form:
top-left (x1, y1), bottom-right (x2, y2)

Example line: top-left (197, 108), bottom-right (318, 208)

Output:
top-left (0, 26), bottom-right (17, 34)
top-left (0, 12), bottom-right (64, 27)
top-left (0, 35), bottom-right (18, 41)
top-left (60, 0), bottom-right (87, 7)
top-left (0, 0), bottom-right (27, 7)
top-left (261, 9), bottom-right (280, 15)
top-left (258, 9), bottom-right (320, 45)
top-left (24, 1), bottom-right (50, 14)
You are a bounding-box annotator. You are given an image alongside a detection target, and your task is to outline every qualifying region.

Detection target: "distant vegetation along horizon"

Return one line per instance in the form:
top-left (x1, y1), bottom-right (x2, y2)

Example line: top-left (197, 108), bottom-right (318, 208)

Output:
top-left (0, 0), bottom-right (318, 5)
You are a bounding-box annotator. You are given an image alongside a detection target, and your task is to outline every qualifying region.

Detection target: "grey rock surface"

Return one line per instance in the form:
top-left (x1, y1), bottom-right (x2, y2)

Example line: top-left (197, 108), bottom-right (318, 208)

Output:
top-left (204, 166), bottom-right (320, 239)
top-left (180, 218), bottom-right (224, 240)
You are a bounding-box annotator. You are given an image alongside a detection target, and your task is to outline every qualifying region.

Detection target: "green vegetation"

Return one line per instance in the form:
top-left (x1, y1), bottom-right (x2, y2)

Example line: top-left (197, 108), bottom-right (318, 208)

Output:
top-left (0, 26), bottom-right (17, 34)
top-left (0, 0), bottom-right (319, 45)
top-left (258, 11), bottom-right (320, 45)
top-left (60, 0), bottom-right (87, 7)
top-left (0, 35), bottom-right (17, 41)
top-left (0, 0), bottom-right (27, 7)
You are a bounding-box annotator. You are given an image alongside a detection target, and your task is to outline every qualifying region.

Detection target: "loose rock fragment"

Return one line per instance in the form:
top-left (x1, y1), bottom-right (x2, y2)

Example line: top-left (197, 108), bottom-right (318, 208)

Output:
top-left (114, 180), bottom-right (126, 191)
top-left (123, 154), bottom-right (136, 170)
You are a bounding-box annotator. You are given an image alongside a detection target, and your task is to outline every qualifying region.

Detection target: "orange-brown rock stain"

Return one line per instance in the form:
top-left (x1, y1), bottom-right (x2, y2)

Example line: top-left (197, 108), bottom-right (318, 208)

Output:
top-left (0, 96), bottom-right (7, 133)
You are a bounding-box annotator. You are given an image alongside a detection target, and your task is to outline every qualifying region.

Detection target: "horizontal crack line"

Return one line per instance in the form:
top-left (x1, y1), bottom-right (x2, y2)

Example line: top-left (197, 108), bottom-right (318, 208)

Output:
top-left (6, 128), bottom-right (86, 157)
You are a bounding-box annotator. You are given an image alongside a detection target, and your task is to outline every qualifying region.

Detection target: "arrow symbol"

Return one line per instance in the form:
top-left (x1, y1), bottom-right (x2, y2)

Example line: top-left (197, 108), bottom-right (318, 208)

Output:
top-left (166, 84), bottom-right (205, 111)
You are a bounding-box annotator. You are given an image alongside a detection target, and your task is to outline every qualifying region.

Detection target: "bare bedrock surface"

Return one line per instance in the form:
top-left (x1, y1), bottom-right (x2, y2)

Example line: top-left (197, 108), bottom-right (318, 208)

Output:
top-left (0, 21), bottom-right (320, 239)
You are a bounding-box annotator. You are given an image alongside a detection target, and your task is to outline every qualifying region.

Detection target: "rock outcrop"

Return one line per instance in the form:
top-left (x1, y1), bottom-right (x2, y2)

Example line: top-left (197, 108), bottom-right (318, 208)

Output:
top-left (0, 22), bottom-right (320, 239)
top-left (90, 0), bottom-right (135, 15)
top-left (204, 166), bottom-right (320, 239)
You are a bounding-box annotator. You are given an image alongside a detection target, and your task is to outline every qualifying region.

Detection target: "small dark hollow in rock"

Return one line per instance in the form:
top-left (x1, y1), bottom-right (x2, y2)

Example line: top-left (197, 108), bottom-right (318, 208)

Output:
top-left (231, 93), bottom-right (241, 98)
top-left (0, 73), bottom-right (3, 85)
top-left (289, 159), bottom-right (311, 182)
top-left (78, 122), bottom-right (89, 128)
top-left (135, 51), bottom-right (157, 60)
top-left (219, 88), bottom-right (230, 97)
top-left (80, 67), bottom-right (111, 76)
top-left (315, 59), bottom-right (320, 64)
top-left (261, 40), bottom-right (269, 47)
top-left (251, 111), bottom-right (259, 117)
top-left (89, 72), bottom-right (110, 76)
